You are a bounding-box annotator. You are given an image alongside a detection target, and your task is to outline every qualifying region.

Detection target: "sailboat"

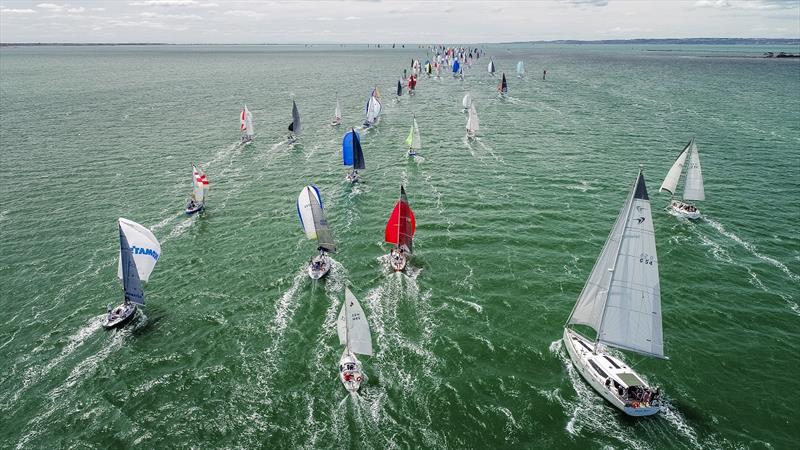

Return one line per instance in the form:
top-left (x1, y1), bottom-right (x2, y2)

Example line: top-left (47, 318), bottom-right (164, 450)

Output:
top-left (396, 79), bottom-right (403, 98)
top-left (488, 59), bottom-right (496, 76)
top-left (298, 185), bottom-right (336, 279)
top-left (342, 128), bottom-right (365, 183)
top-left (185, 164), bottom-right (209, 215)
top-left (331, 95), bottom-right (342, 126)
top-left (516, 60), bottom-right (525, 78)
top-left (434, 62), bottom-right (441, 79)
top-left (337, 287), bottom-right (373, 393)
top-left (563, 170), bottom-right (665, 417)
top-left (462, 92), bottom-right (472, 113)
top-left (498, 73), bottom-right (508, 97)
top-left (240, 105), bottom-right (254, 143)
top-left (660, 138), bottom-right (704, 220)
top-left (452, 59), bottom-right (460, 78)
top-left (384, 185), bottom-right (416, 272)
top-left (363, 88), bottom-right (382, 128)
top-left (288, 100), bottom-right (301, 143)
top-left (407, 75), bottom-right (417, 96)
top-left (425, 60), bottom-right (432, 77)
top-left (466, 101), bottom-right (479, 138)
top-left (104, 218), bottom-right (162, 329)
top-left (405, 115), bottom-right (421, 157)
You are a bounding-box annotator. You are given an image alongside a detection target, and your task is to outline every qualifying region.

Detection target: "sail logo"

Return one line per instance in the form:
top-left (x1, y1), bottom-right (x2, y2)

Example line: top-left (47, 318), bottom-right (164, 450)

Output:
top-left (131, 246), bottom-right (159, 261)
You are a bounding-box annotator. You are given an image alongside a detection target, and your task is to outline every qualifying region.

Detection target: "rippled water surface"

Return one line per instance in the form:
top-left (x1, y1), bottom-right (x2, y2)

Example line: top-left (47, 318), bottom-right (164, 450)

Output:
top-left (1, 44), bottom-right (798, 449)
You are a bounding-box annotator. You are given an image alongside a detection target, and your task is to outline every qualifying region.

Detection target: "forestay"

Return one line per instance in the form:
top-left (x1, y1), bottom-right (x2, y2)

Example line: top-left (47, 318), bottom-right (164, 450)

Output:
top-left (337, 288), bottom-right (373, 356)
top-left (567, 172), bottom-right (665, 359)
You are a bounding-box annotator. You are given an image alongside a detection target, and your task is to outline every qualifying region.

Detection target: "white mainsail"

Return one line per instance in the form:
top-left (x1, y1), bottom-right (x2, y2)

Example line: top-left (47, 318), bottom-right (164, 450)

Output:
top-left (466, 103), bottom-right (479, 133)
top-left (337, 288), bottom-right (373, 356)
top-left (567, 171), bottom-right (665, 359)
top-left (682, 141), bottom-right (705, 201)
top-left (241, 105), bottom-right (254, 138)
top-left (366, 95), bottom-right (382, 124)
top-left (191, 165), bottom-right (208, 203)
top-left (334, 97), bottom-right (342, 121)
top-left (488, 59), bottom-right (495, 74)
top-left (516, 61), bottom-right (524, 76)
top-left (462, 93), bottom-right (472, 109)
top-left (117, 218), bottom-right (161, 283)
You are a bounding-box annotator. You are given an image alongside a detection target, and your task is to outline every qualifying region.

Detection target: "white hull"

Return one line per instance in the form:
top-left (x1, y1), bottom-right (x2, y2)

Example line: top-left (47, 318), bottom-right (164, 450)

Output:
top-left (389, 249), bottom-right (407, 272)
top-left (339, 350), bottom-right (364, 393)
top-left (308, 253), bottom-right (331, 280)
top-left (345, 171), bottom-right (359, 183)
top-left (563, 328), bottom-right (662, 417)
top-left (667, 200), bottom-right (701, 220)
top-left (241, 135), bottom-right (254, 144)
top-left (331, 118), bottom-right (342, 126)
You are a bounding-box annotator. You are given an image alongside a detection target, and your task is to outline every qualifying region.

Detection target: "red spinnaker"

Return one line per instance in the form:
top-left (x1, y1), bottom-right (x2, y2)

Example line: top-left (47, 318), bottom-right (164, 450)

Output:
top-left (384, 200), bottom-right (416, 249)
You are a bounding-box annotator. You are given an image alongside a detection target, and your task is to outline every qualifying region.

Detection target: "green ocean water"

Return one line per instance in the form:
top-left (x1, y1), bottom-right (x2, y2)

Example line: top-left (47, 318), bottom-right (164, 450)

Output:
top-left (1, 44), bottom-right (798, 449)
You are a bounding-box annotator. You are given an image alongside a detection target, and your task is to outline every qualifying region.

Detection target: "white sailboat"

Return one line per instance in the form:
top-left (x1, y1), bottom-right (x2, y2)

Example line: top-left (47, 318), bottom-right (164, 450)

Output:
top-left (461, 92), bottom-right (471, 113)
top-left (104, 218), bottom-right (162, 329)
top-left (288, 100), bottom-right (301, 143)
top-left (185, 164), bottom-right (209, 215)
top-left (516, 60), bottom-right (525, 78)
top-left (240, 105), bottom-right (254, 143)
top-left (466, 101), bottom-right (479, 138)
top-left (660, 138), bottom-right (705, 220)
top-left (363, 88), bottom-right (382, 129)
top-left (297, 185), bottom-right (336, 279)
top-left (331, 95), bottom-right (342, 126)
top-left (337, 288), bottom-right (373, 393)
top-left (488, 59), bottom-right (496, 76)
top-left (405, 115), bottom-right (421, 157)
top-left (563, 170), bottom-right (665, 417)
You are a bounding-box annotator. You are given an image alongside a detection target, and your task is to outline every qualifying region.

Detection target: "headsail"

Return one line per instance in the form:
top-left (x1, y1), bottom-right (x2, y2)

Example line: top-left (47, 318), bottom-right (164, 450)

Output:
top-left (462, 93), bottom-right (472, 109)
top-left (117, 218), bottom-right (161, 306)
top-left (384, 186), bottom-right (416, 253)
top-left (337, 288), bottom-right (373, 356)
top-left (659, 141), bottom-right (690, 196)
top-left (567, 171), bottom-right (665, 359)
top-left (119, 223), bottom-right (144, 305)
top-left (297, 185), bottom-right (336, 252)
top-left (682, 140), bottom-right (705, 201)
top-left (405, 117), bottom-right (421, 150)
top-left (342, 129), bottom-right (365, 170)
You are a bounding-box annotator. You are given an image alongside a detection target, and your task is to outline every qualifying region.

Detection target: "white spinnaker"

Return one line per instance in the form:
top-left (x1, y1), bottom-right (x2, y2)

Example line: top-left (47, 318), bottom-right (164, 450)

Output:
top-left (683, 141), bottom-right (705, 201)
top-left (467, 103), bottom-right (479, 132)
top-left (462, 93), bottom-right (472, 109)
top-left (297, 186), bottom-right (320, 240)
top-left (366, 96), bottom-right (381, 123)
top-left (568, 173), bottom-right (665, 359)
top-left (659, 140), bottom-right (692, 195)
top-left (337, 288), bottom-right (373, 356)
top-left (117, 218), bottom-right (161, 282)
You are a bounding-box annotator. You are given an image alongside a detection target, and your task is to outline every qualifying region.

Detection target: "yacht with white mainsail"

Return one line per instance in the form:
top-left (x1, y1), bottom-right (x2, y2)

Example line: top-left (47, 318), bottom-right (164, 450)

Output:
top-left (660, 138), bottom-right (705, 220)
top-left (363, 88), bottom-right (382, 128)
top-left (563, 170), bottom-right (665, 416)
top-left (466, 101), bottom-right (479, 139)
top-left (488, 59), bottom-right (496, 76)
top-left (297, 185), bottom-right (336, 279)
top-left (342, 128), bottom-right (365, 183)
top-left (240, 105), bottom-right (254, 143)
top-left (384, 185), bottom-right (416, 272)
top-left (104, 218), bottom-right (162, 329)
top-left (288, 100), bottom-right (301, 143)
top-left (337, 287), bottom-right (373, 393)
top-left (331, 95), bottom-right (342, 126)
top-left (185, 164), bottom-right (209, 215)
top-left (462, 92), bottom-right (472, 113)
top-left (516, 61), bottom-right (525, 78)
top-left (405, 114), bottom-right (421, 157)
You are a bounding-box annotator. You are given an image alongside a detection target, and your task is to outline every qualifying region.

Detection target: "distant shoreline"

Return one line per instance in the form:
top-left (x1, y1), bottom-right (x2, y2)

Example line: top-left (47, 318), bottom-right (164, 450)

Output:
top-left (1, 38), bottom-right (799, 47)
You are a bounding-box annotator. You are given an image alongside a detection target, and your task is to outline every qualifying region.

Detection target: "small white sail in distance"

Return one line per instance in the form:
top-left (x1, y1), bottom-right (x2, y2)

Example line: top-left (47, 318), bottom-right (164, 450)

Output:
top-left (337, 288), bottom-right (373, 356)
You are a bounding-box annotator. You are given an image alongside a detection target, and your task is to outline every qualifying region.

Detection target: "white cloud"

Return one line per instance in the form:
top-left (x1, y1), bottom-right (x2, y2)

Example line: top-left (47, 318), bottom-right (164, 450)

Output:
top-left (128, 0), bottom-right (198, 6)
top-left (223, 10), bottom-right (264, 18)
top-left (344, 16), bottom-right (360, 20)
top-left (109, 19), bottom-right (188, 30)
top-left (140, 11), bottom-right (202, 19)
top-left (90, 8), bottom-right (105, 11)
top-left (1, 8), bottom-right (37, 14)
top-left (694, 0), bottom-right (799, 9)
top-left (36, 3), bottom-right (67, 10)
top-left (67, 7), bottom-right (84, 13)
top-left (561, 0), bottom-right (609, 7)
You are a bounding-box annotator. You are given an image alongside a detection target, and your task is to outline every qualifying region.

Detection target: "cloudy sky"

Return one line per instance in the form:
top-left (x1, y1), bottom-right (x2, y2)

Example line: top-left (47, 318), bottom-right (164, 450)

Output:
top-left (1, 0), bottom-right (798, 43)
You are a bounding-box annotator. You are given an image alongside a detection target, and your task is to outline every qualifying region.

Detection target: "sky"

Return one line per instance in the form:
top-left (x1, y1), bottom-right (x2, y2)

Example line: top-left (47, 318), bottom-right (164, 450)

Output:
top-left (1, 0), bottom-right (798, 44)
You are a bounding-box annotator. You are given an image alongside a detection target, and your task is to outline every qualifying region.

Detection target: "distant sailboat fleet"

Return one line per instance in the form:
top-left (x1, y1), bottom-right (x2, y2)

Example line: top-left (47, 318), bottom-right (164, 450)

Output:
top-left (101, 45), bottom-right (714, 415)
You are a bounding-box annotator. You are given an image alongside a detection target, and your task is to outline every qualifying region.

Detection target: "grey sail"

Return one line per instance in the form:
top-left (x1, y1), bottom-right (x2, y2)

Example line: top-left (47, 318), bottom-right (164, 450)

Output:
top-left (337, 288), bottom-right (373, 356)
top-left (568, 172), bottom-right (665, 359)
top-left (682, 140), bottom-right (705, 201)
top-left (289, 100), bottom-right (301, 135)
top-left (309, 187), bottom-right (336, 252)
top-left (119, 224), bottom-right (144, 305)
